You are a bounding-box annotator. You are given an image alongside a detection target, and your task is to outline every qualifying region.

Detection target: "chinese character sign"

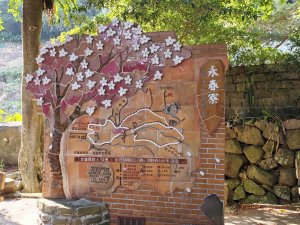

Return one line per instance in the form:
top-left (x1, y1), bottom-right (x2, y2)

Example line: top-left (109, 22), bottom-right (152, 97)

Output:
top-left (197, 60), bottom-right (225, 134)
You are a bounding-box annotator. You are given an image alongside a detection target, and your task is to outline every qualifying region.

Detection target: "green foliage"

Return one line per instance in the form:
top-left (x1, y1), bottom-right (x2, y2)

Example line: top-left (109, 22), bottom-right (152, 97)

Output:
top-left (58, 0), bottom-right (299, 65)
top-left (1, 0), bottom-right (300, 65)
top-left (0, 0), bottom-right (70, 42)
top-left (0, 109), bottom-right (22, 122)
top-left (0, 66), bottom-right (22, 115)
top-left (0, 0), bottom-right (21, 41)
top-left (0, 13), bottom-right (3, 31)
top-left (7, 0), bottom-right (22, 22)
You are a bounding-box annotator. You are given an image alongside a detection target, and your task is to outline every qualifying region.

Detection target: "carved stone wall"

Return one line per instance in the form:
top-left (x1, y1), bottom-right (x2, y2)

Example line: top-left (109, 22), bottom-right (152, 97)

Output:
top-left (35, 25), bottom-right (227, 224)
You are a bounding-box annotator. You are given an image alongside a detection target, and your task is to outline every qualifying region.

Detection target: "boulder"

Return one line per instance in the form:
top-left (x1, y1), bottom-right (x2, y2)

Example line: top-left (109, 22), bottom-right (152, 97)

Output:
top-left (274, 148), bottom-right (295, 168)
top-left (263, 140), bottom-right (276, 159)
top-left (16, 181), bottom-right (23, 191)
top-left (234, 125), bottom-right (264, 146)
top-left (247, 165), bottom-right (277, 186)
top-left (6, 172), bottom-right (19, 180)
top-left (296, 151), bottom-right (300, 179)
top-left (0, 122), bottom-right (21, 165)
top-left (243, 145), bottom-right (263, 164)
top-left (274, 185), bottom-right (290, 200)
top-left (254, 120), bottom-right (283, 143)
top-left (3, 178), bottom-right (17, 194)
top-left (279, 168), bottom-right (296, 187)
top-left (243, 179), bottom-right (265, 196)
top-left (225, 153), bottom-right (244, 178)
top-left (225, 179), bottom-right (240, 190)
top-left (259, 158), bottom-right (278, 171)
top-left (0, 172), bottom-right (5, 193)
top-left (291, 186), bottom-right (299, 197)
top-left (240, 192), bottom-right (278, 204)
top-left (225, 139), bottom-right (242, 154)
top-left (226, 127), bottom-right (237, 139)
top-left (286, 129), bottom-right (300, 150)
top-left (283, 119), bottom-right (300, 130)
top-left (224, 184), bottom-right (233, 206)
top-left (233, 184), bottom-right (246, 200)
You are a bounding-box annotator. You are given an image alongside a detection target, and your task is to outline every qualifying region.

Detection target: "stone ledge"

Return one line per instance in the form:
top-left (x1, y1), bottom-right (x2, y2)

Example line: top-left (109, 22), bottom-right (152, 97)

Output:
top-left (37, 198), bottom-right (108, 225)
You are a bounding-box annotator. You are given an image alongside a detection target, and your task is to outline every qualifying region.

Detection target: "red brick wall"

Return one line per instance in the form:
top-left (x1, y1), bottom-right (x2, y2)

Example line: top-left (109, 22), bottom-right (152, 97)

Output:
top-left (87, 120), bottom-right (225, 225)
top-left (86, 40), bottom-right (228, 225)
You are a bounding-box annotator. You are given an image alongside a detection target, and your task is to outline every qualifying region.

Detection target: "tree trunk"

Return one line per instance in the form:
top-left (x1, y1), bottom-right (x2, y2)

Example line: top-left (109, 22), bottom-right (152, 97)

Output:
top-left (19, 0), bottom-right (44, 192)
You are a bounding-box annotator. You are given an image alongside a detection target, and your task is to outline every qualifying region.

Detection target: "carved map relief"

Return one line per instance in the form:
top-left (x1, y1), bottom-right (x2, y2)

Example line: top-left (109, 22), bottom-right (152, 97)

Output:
top-left (61, 61), bottom-right (201, 197)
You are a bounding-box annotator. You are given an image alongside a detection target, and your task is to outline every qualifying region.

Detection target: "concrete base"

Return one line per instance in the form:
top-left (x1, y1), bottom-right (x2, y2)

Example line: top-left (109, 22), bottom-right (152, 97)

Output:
top-left (37, 198), bottom-right (109, 225)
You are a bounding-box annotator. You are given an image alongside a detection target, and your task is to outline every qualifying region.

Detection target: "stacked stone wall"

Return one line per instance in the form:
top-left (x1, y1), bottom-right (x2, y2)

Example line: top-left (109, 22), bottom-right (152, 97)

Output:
top-left (225, 119), bottom-right (300, 205)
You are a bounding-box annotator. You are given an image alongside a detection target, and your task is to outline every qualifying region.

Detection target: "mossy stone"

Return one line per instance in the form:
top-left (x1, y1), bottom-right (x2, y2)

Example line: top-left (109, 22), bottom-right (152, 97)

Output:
top-left (233, 184), bottom-right (246, 200)
top-left (225, 139), bottom-right (242, 154)
top-left (244, 179), bottom-right (265, 196)
top-left (243, 145), bottom-right (263, 163)
top-left (247, 165), bottom-right (277, 186)
top-left (225, 179), bottom-right (241, 190)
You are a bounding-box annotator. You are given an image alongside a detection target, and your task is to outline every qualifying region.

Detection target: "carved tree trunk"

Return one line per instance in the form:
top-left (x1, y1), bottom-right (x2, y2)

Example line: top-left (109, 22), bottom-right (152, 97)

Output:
top-left (19, 0), bottom-right (44, 192)
top-left (43, 104), bottom-right (84, 198)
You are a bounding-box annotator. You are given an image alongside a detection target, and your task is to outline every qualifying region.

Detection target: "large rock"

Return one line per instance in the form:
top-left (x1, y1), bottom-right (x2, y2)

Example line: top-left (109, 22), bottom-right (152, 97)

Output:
top-left (259, 158), bottom-right (278, 171)
top-left (225, 179), bottom-right (240, 190)
top-left (247, 165), bottom-right (277, 186)
top-left (234, 125), bottom-right (264, 146)
top-left (224, 183), bottom-right (233, 206)
top-left (225, 139), bottom-right (242, 154)
top-left (274, 148), bottom-right (295, 168)
top-left (274, 185), bottom-right (290, 200)
top-left (279, 168), bottom-right (296, 187)
top-left (0, 172), bottom-right (5, 193)
top-left (243, 145), bottom-right (263, 163)
top-left (225, 153), bottom-right (244, 178)
top-left (240, 192), bottom-right (278, 204)
top-left (283, 119), bottom-right (300, 130)
top-left (244, 179), bottom-right (265, 196)
top-left (291, 186), bottom-right (299, 197)
top-left (233, 184), bottom-right (246, 200)
top-left (3, 178), bottom-right (17, 194)
top-left (263, 140), bottom-right (276, 158)
top-left (296, 151), bottom-right (300, 179)
top-left (226, 127), bottom-right (237, 139)
top-left (0, 122), bottom-right (21, 165)
top-left (254, 120), bottom-right (283, 143)
top-left (286, 129), bottom-right (300, 150)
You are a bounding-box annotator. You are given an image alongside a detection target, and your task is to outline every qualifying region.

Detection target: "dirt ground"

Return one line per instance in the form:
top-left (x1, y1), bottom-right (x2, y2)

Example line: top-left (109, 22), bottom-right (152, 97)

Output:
top-left (0, 198), bottom-right (38, 225)
top-left (225, 206), bottom-right (300, 225)
top-left (0, 198), bottom-right (300, 225)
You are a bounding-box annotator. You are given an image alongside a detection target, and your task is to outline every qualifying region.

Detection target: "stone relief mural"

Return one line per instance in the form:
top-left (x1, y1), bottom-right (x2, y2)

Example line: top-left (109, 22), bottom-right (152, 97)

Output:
top-left (25, 19), bottom-right (224, 198)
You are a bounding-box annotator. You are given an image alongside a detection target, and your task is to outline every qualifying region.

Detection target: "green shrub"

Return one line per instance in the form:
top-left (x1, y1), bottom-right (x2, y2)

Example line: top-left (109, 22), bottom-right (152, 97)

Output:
top-left (0, 109), bottom-right (22, 122)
